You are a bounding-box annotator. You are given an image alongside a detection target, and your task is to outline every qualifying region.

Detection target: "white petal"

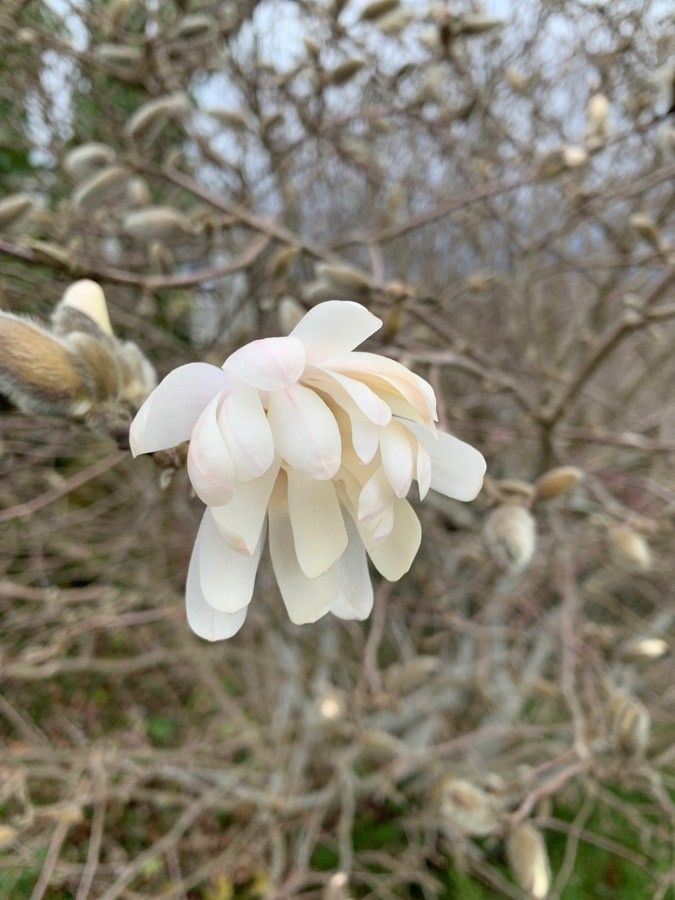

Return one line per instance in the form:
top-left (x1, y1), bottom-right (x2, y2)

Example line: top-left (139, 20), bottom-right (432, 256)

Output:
top-left (416, 441), bottom-right (432, 500)
top-left (187, 395), bottom-right (235, 506)
top-left (358, 499), bottom-right (422, 581)
top-left (130, 363), bottom-right (229, 456)
top-left (217, 384), bottom-right (275, 481)
top-left (268, 478), bottom-right (337, 624)
top-left (186, 528), bottom-right (248, 641)
top-left (379, 421), bottom-right (414, 498)
top-left (319, 370), bottom-right (392, 425)
top-left (223, 335), bottom-right (305, 390)
top-left (358, 468), bottom-right (395, 522)
top-left (330, 515), bottom-right (374, 621)
top-left (402, 422), bottom-right (486, 502)
top-left (197, 509), bottom-right (263, 612)
top-left (210, 460), bottom-right (280, 555)
top-left (291, 300), bottom-right (381, 362)
top-left (327, 352), bottom-right (436, 423)
top-left (287, 469), bottom-right (348, 577)
top-left (267, 384), bottom-right (342, 480)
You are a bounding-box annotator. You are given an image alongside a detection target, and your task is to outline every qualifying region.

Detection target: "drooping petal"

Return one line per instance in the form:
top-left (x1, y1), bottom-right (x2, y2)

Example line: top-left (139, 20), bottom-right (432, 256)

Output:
top-left (318, 370), bottom-right (392, 426)
top-left (268, 477), bottom-right (337, 624)
top-left (291, 300), bottom-right (382, 363)
top-left (358, 498), bottom-right (422, 581)
top-left (379, 421), bottom-right (415, 498)
top-left (267, 384), bottom-right (341, 480)
top-left (186, 527), bottom-right (248, 641)
top-left (287, 469), bottom-right (348, 577)
top-left (187, 395), bottom-right (235, 506)
top-left (415, 440), bottom-right (432, 500)
top-left (130, 362), bottom-right (229, 456)
top-left (197, 509), bottom-right (263, 613)
top-left (402, 421), bottom-right (486, 502)
top-left (223, 335), bottom-right (305, 390)
top-left (358, 468), bottom-right (395, 523)
top-left (330, 514), bottom-right (374, 621)
top-left (217, 384), bottom-right (275, 481)
top-left (326, 352), bottom-right (437, 423)
top-left (210, 460), bottom-right (280, 555)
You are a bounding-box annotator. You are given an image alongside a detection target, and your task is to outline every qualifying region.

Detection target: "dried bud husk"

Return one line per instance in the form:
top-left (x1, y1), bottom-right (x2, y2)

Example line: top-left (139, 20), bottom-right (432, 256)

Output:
top-left (483, 505), bottom-right (536, 573)
top-left (535, 466), bottom-right (584, 501)
top-left (278, 296), bottom-right (305, 334)
top-left (268, 245), bottom-right (300, 278)
top-left (608, 524), bottom-right (652, 572)
top-left (124, 93), bottom-right (190, 146)
top-left (619, 637), bottom-right (669, 661)
top-left (585, 92), bottom-right (610, 145)
top-left (436, 777), bottom-right (500, 837)
top-left (0, 193), bottom-right (35, 230)
top-left (64, 142), bottom-right (116, 180)
top-left (123, 206), bottom-right (194, 241)
top-left (174, 13), bottom-right (214, 41)
top-left (360, 0), bottom-right (399, 21)
top-left (505, 823), bottom-right (551, 899)
top-left (72, 165), bottom-right (131, 211)
top-left (609, 692), bottom-right (651, 757)
top-left (383, 656), bottom-right (440, 693)
top-left (95, 43), bottom-right (143, 74)
top-left (325, 58), bottom-right (366, 87)
top-left (206, 107), bottom-right (250, 131)
top-left (454, 14), bottom-right (503, 36)
top-left (628, 213), bottom-right (667, 252)
top-left (497, 479), bottom-right (536, 504)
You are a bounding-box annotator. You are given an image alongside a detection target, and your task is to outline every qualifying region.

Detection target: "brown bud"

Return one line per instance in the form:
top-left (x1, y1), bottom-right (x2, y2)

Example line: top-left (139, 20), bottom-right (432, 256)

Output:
top-left (0, 193), bottom-right (35, 230)
top-left (267, 245), bottom-right (300, 278)
top-left (505, 822), bottom-right (551, 898)
top-left (609, 692), bottom-right (651, 757)
top-left (325, 59), bottom-right (366, 87)
top-left (535, 466), bottom-right (584, 501)
top-left (608, 524), bottom-right (652, 572)
top-left (360, 0), bottom-right (399, 22)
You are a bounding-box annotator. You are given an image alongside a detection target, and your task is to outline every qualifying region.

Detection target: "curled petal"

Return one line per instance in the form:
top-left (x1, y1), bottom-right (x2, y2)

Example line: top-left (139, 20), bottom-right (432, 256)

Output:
top-left (287, 469), bottom-right (347, 577)
top-left (268, 477), bottom-right (336, 624)
top-left (186, 525), bottom-right (248, 641)
top-left (415, 440), bottom-right (432, 500)
top-left (198, 509), bottom-right (263, 613)
top-left (217, 384), bottom-right (275, 481)
top-left (379, 421), bottom-right (415, 498)
top-left (224, 335), bottom-right (305, 390)
top-left (211, 460), bottom-right (280, 555)
top-left (267, 384), bottom-right (342, 480)
top-left (187, 395), bottom-right (235, 506)
top-left (403, 421), bottom-right (486, 502)
top-left (291, 300), bottom-right (381, 362)
top-left (130, 362), bottom-right (229, 456)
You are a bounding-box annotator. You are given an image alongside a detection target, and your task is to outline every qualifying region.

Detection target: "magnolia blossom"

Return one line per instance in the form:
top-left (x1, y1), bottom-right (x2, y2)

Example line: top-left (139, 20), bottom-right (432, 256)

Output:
top-left (130, 301), bottom-right (485, 640)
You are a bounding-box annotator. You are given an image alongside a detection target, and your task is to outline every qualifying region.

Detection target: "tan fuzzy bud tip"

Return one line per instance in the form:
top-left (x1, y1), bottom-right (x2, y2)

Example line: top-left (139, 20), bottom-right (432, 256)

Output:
top-left (0, 193), bottom-right (35, 229)
top-left (175, 13), bottom-right (214, 40)
top-left (619, 637), bottom-right (669, 661)
top-left (535, 466), bottom-right (584, 501)
top-left (437, 778), bottom-right (500, 837)
top-left (124, 93), bottom-right (190, 145)
top-left (72, 165), bottom-right (130, 211)
top-left (505, 823), bottom-right (551, 899)
top-left (325, 59), bottom-right (366, 86)
top-left (123, 206), bottom-right (194, 241)
top-left (360, 0), bottom-right (399, 22)
top-left (497, 478), bottom-right (536, 503)
top-left (609, 692), bottom-right (651, 757)
top-left (205, 107), bottom-right (249, 130)
top-left (608, 524), bottom-right (652, 572)
top-left (95, 43), bottom-right (143, 67)
top-left (268, 246), bottom-right (301, 278)
top-left (483, 505), bottom-right (536, 573)
top-left (455, 14), bottom-right (504, 36)
top-left (61, 280), bottom-right (113, 336)
top-left (315, 262), bottom-right (371, 291)
top-left (64, 143), bottom-right (116, 180)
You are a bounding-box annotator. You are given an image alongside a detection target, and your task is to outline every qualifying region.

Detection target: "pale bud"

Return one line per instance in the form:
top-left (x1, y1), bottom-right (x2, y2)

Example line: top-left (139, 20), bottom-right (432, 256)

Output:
top-left (268, 246), bottom-right (301, 278)
top-left (324, 871), bottom-right (351, 900)
top-left (95, 43), bottom-right (143, 72)
top-left (585, 92), bottom-right (610, 145)
top-left (484, 505), bottom-right (536, 573)
top-left (0, 825), bottom-right (17, 850)
top-left (384, 656), bottom-right (440, 692)
top-left (123, 206), bottom-right (194, 241)
top-left (562, 145), bottom-right (588, 168)
top-left (61, 280), bottom-right (113, 336)
top-left (0, 193), bottom-right (35, 230)
top-left (315, 263), bottom-right (370, 292)
top-left (124, 93), bottom-right (190, 146)
top-left (535, 466), bottom-right (584, 501)
top-left (437, 777), bottom-right (500, 837)
top-left (317, 689), bottom-right (346, 722)
top-left (608, 524), bottom-right (651, 572)
top-left (497, 478), bottom-right (536, 504)
top-left (278, 297), bottom-right (305, 334)
top-left (619, 637), bottom-right (668, 661)
top-left (505, 67), bottom-right (530, 94)
top-left (175, 14), bottom-right (214, 41)
top-left (505, 822), bottom-right (551, 899)
top-left (609, 692), bottom-right (651, 757)
top-left (72, 165), bottom-right (130, 211)
top-left (64, 143), bottom-right (116, 180)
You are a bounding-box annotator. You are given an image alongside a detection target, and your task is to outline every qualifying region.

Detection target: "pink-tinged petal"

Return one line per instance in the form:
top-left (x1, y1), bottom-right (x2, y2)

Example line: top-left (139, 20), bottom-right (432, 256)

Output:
top-left (330, 514), bottom-right (374, 621)
top-left (319, 370), bottom-right (391, 425)
top-left (223, 335), bottom-right (305, 390)
top-left (416, 440), bottom-right (432, 500)
top-left (197, 509), bottom-right (263, 613)
top-left (287, 469), bottom-right (347, 577)
top-left (379, 421), bottom-right (415, 498)
top-left (217, 384), bottom-right (275, 481)
top-left (403, 421), bottom-right (486, 502)
top-left (291, 300), bottom-right (382, 362)
top-left (187, 395), bottom-right (236, 506)
top-left (268, 478), bottom-right (337, 624)
top-left (357, 499), bottom-right (422, 581)
top-left (130, 362), bottom-right (230, 456)
top-left (267, 384), bottom-right (342, 480)
top-left (358, 468), bottom-right (395, 522)
top-left (326, 352), bottom-right (437, 423)
top-left (211, 460), bottom-right (280, 555)
top-left (186, 525), bottom-right (248, 641)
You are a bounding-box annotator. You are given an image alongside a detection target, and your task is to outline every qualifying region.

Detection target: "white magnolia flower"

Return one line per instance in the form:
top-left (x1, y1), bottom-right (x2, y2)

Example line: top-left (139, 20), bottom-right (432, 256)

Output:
top-left (130, 301), bottom-right (486, 640)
